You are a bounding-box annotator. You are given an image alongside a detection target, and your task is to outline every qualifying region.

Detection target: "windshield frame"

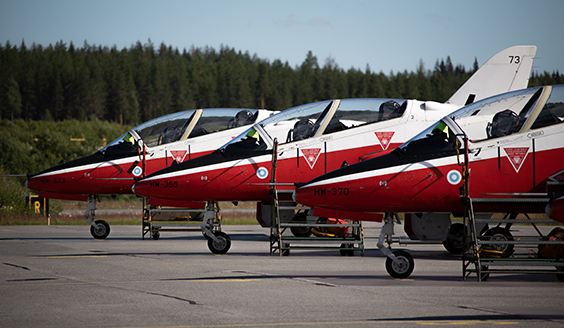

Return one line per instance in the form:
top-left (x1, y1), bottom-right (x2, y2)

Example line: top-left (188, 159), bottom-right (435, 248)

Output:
top-left (218, 98), bottom-right (409, 155)
top-left (100, 108), bottom-right (263, 155)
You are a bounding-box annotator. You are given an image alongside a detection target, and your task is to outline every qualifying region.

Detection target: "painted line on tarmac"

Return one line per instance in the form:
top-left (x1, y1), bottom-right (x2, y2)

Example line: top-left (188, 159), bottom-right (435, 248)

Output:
top-left (46, 255), bottom-right (109, 258)
top-left (116, 319), bottom-right (520, 327)
top-left (0, 278), bottom-right (264, 288)
top-left (415, 321), bottom-right (518, 325)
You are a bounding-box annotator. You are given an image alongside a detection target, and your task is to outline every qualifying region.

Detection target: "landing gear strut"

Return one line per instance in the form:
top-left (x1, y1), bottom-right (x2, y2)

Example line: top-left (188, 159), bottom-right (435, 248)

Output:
top-left (201, 202), bottom-right (231, 254)
top-left (378, 213), bottom-right (414, 278)
top-left (85, 195), bottom-right (110, 239)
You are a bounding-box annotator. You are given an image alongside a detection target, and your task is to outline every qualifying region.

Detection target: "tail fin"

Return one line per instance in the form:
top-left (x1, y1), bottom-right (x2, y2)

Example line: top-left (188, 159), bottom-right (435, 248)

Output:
top-left (446, 46), bottom-right (536, 106)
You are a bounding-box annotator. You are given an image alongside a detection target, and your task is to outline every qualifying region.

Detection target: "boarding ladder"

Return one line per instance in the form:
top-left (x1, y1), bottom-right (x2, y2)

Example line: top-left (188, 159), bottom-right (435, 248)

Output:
top-left (268, 139), bottom-right (364, 256)
top-left (136, 143), bottom-right (222, 240)
top-left (459, 135), bottom-right (564, 281)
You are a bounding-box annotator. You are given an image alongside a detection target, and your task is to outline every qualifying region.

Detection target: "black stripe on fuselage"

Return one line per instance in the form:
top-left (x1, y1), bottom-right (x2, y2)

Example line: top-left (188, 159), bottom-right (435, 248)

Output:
top-left (29, 146), bottom-right (140, 178)
top-left (303, 148), bottom-right (458, 186)
top-left (141, 149), bottom-right (272, 180)
top-left (29, 152), bottom-right (105, 178)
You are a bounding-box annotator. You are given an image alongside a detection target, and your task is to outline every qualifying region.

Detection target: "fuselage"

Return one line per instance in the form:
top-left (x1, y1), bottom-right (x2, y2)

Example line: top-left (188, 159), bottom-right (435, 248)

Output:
top-left (132, 99), bottom-right (460, 202)
top-left (26, 108), bottom-right (275, 199)
top-left (294, 85), bottom-right (564, 219)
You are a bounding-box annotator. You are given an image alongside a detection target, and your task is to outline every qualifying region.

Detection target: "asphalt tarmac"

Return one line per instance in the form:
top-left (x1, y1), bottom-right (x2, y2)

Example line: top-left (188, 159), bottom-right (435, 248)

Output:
top-left (1, 222), bottom-right (563, 328)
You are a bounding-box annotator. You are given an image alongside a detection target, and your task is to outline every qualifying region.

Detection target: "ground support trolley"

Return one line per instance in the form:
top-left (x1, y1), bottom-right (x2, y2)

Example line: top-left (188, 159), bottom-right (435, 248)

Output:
top-left (462, 194), bottom-right (564, 282)
top-left (265, 140), bottom-right (364, 257)
top-left (142, 199), bottom-right (231, 254)
top-left (142, 198), bottom-right (206, 240)
top-left (268, 193), bottom-right (364, 257)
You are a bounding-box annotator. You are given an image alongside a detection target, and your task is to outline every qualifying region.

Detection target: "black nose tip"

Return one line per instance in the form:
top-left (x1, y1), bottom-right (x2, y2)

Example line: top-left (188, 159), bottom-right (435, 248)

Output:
top-left (294, 182), bottom-right (306, 189)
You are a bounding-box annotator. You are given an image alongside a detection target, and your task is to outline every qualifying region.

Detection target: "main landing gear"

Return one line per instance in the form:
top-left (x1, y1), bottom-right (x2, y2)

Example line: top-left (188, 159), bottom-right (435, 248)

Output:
top-left (85, 195), bottom-right (110, 239)
top-left (443, 223), bottom-right (467, 254)
top-left (378, 213), bottom-right (415, 279)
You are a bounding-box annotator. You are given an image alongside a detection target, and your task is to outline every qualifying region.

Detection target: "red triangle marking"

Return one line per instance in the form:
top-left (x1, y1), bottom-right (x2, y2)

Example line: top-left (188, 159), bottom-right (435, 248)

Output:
top-left (503, 147), bottom-right (529, 173)
top-left (374, 131), bottom-right (395, 150)
top-left (170, 150), bottom-right (188, 163)
top-left (300, 148), bottom-right (322, 169)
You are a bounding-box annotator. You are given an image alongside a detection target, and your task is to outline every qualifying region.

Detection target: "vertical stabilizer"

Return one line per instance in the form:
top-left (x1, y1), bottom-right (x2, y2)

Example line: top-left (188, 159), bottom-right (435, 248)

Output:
top-left (446, 46), bottom-right (536, 106)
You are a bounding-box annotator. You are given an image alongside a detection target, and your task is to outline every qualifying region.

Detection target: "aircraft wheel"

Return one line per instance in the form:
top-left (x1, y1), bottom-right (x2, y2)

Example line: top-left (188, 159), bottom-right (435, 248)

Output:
top-left (385, 250), bottom-right (414, 279)
top-left (290, 212), bottom-right (312, 237)
top-left (282, 244), bottom-right (290, 256)
top-left (152, 231), bottom-right (160, 240)
top-left (443, 223), bottom-right (467, 254)
top-left (480, 266), bottom-right (490, 281)
top-left (90, 220), bottom-right (110, 239)
top-left (207, 231), bottom-right (231, 254)
top-left (556, 267), bottom-right (564, 282)
top-left (340, 243), bottom-right (355, 256)
top-left (483, 227), bottom-right (514, 257)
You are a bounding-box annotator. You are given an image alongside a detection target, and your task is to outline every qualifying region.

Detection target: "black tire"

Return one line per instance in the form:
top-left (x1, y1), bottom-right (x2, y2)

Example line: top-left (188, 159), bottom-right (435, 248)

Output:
top-left (480, 266), bottom-right (490, 281)
top-left (152, 231), bottom-right (160, 240)
top-left (207, 231), bottom-right (231, 254)
top-left (556, 267), bottom-right (564, 282)
top-left (443, 223), bottom-right (467, 254)
top-left (340, 243), bottom-right (355, 256)
top-left (90, 220), bottom-right (110, 239)
top-left (483, 227), bottom-right (514, 258)
top-left (290, 212), bottom-right (312, 237)
top-left (385, 250), bottom-right (414, 279)
top-left (282, 244), bottom-right (290, 256)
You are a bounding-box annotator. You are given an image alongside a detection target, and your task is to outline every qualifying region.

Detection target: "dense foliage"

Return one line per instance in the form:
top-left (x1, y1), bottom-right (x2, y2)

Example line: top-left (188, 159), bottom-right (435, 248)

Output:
top-left (0, 118), bottom-right (130, 175)
top-left (0, 119), bottom-right (129, 217)
top-left (2, 40), bottom-right (560, 125)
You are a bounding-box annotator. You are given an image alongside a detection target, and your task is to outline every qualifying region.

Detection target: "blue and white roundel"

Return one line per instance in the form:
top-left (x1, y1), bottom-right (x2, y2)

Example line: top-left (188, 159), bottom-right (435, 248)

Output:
top-left (447, 170), bottom-right (462, 185)
top-left (132, 166), bottom-right (143, 177)
top-left (256, 167), bottom-right (269, 179)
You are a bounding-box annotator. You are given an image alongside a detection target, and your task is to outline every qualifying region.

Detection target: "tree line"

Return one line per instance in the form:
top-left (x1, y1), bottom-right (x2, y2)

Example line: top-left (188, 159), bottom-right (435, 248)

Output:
top-left (0, 118), bottom-right (129, 216)
top-left (1, 40), bottom-right (562, 125)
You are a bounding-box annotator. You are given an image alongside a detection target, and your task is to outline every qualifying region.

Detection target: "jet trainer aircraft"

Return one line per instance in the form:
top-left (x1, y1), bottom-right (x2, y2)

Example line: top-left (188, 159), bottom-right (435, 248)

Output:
top-left (26, 108), bottom-right (276, 239)
top-left (294, 85), bottom-right (564, 278)
top-left (132, 46), bottom-right (537, 253)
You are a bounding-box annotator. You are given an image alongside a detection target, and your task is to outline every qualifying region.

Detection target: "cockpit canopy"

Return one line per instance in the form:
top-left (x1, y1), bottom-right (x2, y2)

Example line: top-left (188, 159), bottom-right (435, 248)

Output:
top-left (100, 108), bottom-right (262, 157)
top-left (396, 85), bottom-right (564, 158)
top-left (450, 85), bottom-right (564, 141)
top-left (219, 98), bottom-right (407, 155)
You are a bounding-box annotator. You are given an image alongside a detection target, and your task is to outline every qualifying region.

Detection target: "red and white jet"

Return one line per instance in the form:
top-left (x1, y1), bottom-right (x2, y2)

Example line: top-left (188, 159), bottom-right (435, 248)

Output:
top-left (294, 85), bottom-right (564, 277)
top-left (132, 46), bottom-right (537, 237)
top-left (26, 108), bottom-right (276, 239)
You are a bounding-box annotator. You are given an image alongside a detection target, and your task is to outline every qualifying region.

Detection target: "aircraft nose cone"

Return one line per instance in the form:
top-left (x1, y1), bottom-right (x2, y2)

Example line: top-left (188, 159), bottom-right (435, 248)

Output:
top-left (26, 176), bottom-right (38, 191)
top-left (132, 180), bottom-right (148, 197)
top-left (131, 178), bottom-right (158, 199)
top-left (293, 186), bottom-right (311, 207)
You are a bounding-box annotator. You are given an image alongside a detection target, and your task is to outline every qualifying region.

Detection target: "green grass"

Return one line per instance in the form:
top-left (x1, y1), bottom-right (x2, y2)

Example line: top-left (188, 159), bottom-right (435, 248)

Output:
top-left (0, 198), bottom-right (259, 226)
top-left (1, 195), bottom-right (557, 227)
top-left (0, 214), bottom-right (258, 226)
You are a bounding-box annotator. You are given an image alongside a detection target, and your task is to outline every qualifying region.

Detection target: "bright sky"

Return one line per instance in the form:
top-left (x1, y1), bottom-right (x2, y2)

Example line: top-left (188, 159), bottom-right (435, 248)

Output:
top-left (1, 0), bottom-right (563, 75)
